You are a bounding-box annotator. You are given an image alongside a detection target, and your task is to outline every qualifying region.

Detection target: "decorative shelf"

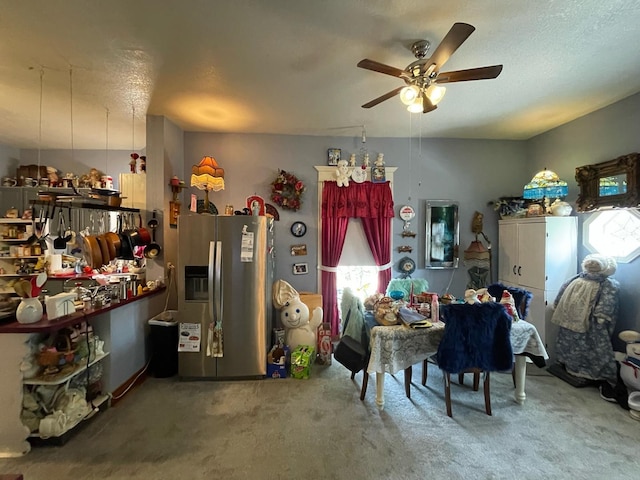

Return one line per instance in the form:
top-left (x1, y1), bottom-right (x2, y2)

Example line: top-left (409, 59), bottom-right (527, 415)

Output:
top-left (24, 351), bottom-right (110, 386)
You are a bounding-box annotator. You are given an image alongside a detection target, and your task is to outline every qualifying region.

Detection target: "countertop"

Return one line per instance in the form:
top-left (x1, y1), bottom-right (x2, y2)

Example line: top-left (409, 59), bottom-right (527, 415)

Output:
top-left (0, 286), bottom-right (166, 334)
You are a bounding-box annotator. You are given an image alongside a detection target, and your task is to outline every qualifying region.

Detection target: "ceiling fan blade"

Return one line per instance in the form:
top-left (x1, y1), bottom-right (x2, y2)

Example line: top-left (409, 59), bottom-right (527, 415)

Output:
top-left (361, 86), bottom-right (404, 108)
top-left (435, 65), bottom-right (503, 84)
top-left (357, 59), bottom-right (408, 79)
top-left (424, 22), bottom-right (476, 73)
top-left (422, 92), bottom-right (437, 114)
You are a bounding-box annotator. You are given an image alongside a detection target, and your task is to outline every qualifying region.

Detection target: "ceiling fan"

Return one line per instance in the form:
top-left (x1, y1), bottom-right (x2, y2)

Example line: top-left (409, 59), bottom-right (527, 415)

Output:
top-left (357, 22), bottom-right (503, 113)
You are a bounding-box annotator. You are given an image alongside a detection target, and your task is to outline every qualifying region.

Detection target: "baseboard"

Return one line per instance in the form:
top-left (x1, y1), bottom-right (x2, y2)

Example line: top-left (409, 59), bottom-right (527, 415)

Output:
top-left (547, 363), bottom-right (596, 388)
top-left (110, 366), bottom-right (149, 406)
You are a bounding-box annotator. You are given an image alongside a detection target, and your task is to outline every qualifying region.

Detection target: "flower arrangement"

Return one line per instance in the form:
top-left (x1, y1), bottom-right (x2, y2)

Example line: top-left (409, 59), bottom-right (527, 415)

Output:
top-left (271, 169), bottom-right (305, 211)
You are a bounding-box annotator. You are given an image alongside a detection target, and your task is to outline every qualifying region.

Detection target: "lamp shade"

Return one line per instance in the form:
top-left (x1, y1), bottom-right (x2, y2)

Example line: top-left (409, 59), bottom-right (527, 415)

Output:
top-left (523, 169), bottom-right (568, 200)
top-left (191, 156), bottom-right (225, 192)
top-left (400, 85), bottom-right (421, 105)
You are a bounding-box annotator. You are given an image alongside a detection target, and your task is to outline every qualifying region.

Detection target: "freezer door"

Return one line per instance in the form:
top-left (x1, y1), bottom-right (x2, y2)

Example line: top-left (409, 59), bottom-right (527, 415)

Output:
top-left (215, 216), bottom-right (269, 378)
top-left (177, 214), bottom-right (218, 378)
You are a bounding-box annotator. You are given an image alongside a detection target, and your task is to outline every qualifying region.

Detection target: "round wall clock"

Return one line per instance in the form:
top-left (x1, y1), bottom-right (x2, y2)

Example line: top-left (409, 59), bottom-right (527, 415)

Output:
top-left (291, 221), bottom-right (307, 237)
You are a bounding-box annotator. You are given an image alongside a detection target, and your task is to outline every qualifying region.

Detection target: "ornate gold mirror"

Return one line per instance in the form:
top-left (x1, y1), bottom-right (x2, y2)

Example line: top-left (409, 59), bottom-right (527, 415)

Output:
top-left (575, 152), bottom-right (639, 212)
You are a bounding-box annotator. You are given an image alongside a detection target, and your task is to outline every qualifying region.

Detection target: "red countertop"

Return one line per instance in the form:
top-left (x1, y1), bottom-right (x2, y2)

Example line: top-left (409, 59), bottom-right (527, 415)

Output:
top-left (0, 286), bottom-right (166, 334)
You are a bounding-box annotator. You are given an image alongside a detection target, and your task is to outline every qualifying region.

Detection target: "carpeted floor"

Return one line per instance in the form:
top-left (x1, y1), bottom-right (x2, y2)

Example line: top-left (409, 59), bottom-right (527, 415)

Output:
top-left (1, 362), bottom-right (638, 480)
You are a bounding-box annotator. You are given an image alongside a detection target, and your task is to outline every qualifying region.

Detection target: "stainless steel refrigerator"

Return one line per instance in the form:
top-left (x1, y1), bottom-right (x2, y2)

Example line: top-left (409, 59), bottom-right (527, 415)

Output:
top-left (177, 213), bottom-right (275, 379)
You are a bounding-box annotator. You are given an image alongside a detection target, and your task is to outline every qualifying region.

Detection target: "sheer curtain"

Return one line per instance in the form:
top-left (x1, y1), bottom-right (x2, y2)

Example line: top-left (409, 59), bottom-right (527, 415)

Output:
top-left (321, 181), bottom-right (394, 335)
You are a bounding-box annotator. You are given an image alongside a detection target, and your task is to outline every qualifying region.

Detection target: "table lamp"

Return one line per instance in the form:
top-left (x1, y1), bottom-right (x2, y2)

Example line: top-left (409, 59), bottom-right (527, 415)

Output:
top-left (522, 169), bottom-right (568, 213)
top-left (191, 156), bottom-right (225, 213)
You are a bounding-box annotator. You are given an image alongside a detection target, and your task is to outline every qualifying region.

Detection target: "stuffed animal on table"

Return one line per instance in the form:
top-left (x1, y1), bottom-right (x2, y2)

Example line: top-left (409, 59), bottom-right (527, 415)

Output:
top-left (464, 289), bottom-right (480, 304)
top-left (335, 159), bottom-right (351, 187)
top-left (272, 279), bottom-right (323, 351)
top-left (499, 290), bottom-right (520, 322)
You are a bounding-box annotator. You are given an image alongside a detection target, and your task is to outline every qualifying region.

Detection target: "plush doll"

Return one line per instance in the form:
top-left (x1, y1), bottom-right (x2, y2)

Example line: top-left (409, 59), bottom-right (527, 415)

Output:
top-left (464, 289), bottom-right (479, 304)
top-left (499, 290), bottom-right (520, 322)
top-left (272, 279), bottom-right (323, 351)
top-left (335, 159), bottom-right (351, 187)
top-left (476, 288), bottom-right (495, 303)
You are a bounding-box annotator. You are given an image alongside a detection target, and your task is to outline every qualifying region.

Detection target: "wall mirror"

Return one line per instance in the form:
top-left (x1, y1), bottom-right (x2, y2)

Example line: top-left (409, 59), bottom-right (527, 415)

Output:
top-left (575, 152), bottom-right (640, 212)
top-left (425, 200), bottom-right (459, 269)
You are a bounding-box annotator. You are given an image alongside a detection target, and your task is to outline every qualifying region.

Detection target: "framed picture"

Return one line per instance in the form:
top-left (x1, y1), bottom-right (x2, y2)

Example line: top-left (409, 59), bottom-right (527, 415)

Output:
top-left (291, 244), bottom-right (307, 256)
top-left (327, 148), bottom-right (341, 166)
top-left (425, 200), bottom-right (460, 269)
top-left (293, 263), bottom-right (308, 275)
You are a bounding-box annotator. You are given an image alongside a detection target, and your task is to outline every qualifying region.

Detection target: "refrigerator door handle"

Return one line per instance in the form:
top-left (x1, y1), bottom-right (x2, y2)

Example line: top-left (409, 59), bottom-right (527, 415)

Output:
top-left (214, 241), bottom-right (222, 322)
top-left (208, 241), bottom-right (215, 324)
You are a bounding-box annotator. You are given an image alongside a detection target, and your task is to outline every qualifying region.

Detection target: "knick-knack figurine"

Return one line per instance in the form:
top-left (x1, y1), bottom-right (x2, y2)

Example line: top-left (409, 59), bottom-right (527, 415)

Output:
top-left (140, 155), bottom-right (146, 173)
top-left (129, 153), bottom-right (139, 173)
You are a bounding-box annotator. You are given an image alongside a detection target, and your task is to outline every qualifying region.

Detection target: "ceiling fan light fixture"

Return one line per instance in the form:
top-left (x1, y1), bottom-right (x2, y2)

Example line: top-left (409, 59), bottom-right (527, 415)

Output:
top-left (426, 85), bottom-right (446, 105)
top-left (400, 85), bottom-right (421, 105)
top-left (407, 97), bottom-right (423, 113)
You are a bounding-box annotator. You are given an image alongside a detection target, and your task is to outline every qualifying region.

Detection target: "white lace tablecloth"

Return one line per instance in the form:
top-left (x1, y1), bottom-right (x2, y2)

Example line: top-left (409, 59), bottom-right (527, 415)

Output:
top-left (367, 319), bottom-right (548, 375)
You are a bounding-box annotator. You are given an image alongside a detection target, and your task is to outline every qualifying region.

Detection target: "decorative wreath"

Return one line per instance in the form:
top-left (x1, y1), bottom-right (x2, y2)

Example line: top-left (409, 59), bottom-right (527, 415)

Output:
top-left (271, 169), bottom-right (305, 211)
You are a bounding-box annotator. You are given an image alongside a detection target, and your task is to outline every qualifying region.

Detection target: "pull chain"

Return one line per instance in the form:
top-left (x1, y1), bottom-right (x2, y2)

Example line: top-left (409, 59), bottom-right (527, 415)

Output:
top-left (69, 66), bottom-right (74, 163)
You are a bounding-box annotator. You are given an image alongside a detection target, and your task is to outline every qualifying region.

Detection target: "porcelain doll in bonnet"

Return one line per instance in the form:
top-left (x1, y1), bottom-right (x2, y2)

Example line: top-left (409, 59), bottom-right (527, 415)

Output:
top-left (272, 280), bottom-right (323, 351)
top-left (551, 253), bottom-right (620, 385)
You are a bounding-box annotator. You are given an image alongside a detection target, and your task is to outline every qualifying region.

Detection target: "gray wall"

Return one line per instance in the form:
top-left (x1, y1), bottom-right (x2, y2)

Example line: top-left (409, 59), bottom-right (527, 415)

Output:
top-left (184, 132), bottom-right (528, 295)
top-left (528, 92), bottom-right (640, 352)
top-left (8, 149), bottom-right (138, 191)
top-left (4, 91), bottom-right (640, 353)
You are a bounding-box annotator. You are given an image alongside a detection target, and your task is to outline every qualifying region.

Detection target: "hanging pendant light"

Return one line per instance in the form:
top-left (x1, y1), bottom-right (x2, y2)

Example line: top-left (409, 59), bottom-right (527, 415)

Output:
top-left (37, 67), bottom-right (44, 184)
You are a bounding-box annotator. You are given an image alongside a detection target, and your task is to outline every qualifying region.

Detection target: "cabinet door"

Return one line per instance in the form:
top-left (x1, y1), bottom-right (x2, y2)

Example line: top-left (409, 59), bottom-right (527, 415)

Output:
top-left (516, 221), bottom-right (547, 290)
top-left (498, 222), bottom-right (518, 284)
top-left (525, 286), bottom-right (547, 347)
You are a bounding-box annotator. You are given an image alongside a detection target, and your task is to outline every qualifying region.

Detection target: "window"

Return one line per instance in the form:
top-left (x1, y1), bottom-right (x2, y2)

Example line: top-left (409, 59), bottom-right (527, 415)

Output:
top-left (336, 218), bottom-right (378, 317)
top-left (583, 209), bottom-right (640, 263)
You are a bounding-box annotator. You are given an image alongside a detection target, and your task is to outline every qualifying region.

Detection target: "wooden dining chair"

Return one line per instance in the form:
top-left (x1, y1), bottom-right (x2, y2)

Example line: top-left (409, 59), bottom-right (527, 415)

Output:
top-left (436, 302), bottom-right (513, 417)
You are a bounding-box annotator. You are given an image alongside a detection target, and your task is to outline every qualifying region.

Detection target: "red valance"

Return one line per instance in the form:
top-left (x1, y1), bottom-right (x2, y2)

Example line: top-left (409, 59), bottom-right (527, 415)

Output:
top-left (321, 181), bottom-right (394, 218)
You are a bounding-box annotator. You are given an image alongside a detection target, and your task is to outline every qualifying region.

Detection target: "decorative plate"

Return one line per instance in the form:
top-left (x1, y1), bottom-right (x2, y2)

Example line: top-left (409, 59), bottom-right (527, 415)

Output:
top-left (265, 203), bottom-right (280, 221)
top-left (196, 200), bottom-right (218, 215)
top-left (398, 256), bottom-right (416, 275)
top-left (399, 205), bottom-right (416, 221)
top-left (351, 166), bottom-right (367, 183)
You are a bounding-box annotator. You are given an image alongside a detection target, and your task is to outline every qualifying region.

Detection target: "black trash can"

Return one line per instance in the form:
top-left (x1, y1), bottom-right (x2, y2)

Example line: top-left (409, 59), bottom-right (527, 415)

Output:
top-left (148, 311), bottom-right (179, 378)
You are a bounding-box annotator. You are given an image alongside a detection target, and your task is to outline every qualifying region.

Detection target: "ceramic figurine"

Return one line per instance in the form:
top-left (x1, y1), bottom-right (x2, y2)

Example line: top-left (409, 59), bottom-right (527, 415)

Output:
top-left (335, 159), bottom-right (351, 187)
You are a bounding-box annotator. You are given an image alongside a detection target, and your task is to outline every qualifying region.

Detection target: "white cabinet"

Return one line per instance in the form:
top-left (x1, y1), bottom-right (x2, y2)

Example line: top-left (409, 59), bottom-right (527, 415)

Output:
top-left (119, 174), bottom-right (146, 211)
top-left (498, 216), bottom-right (577, 349)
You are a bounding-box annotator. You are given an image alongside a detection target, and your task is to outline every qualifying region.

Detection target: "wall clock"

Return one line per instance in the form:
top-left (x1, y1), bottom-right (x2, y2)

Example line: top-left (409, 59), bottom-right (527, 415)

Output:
top-left (291, 221), bottom-right (307, 237)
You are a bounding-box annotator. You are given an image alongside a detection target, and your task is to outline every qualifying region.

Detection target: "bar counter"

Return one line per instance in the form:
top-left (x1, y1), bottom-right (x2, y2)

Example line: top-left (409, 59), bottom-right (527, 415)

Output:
top-left (0, 286), bottom-right (167, 457)
top-left (0, 286), bottom-right (166, 334)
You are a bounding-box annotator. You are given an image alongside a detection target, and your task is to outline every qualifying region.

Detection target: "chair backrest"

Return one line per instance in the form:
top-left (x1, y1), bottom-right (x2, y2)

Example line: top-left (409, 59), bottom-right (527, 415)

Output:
top-left (340, 288), bottom-right (367, 345)
top-left (436, 302), bottom-right (513, 374)
top-left (487, 283), bottom-right (533, 320)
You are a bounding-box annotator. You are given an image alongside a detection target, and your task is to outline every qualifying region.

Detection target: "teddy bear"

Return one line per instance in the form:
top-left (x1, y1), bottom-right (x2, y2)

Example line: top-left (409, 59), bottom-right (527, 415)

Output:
top-left (272, 279), bottom-right (323, 351)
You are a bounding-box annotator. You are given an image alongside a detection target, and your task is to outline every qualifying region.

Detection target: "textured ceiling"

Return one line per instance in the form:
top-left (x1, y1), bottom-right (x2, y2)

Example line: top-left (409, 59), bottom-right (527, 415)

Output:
top-left (0, 0), bottom-right (639, 150)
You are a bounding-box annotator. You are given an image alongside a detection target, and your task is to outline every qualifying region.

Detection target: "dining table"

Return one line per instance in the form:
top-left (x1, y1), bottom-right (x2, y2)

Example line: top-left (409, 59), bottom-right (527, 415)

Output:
top-left (366, 315), bottom-right (549, 408)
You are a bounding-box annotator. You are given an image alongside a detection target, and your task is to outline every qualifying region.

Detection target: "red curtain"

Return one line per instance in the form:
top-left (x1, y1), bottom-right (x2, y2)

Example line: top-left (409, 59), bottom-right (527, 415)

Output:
top-left (321, 181), bottom-right (394, 335)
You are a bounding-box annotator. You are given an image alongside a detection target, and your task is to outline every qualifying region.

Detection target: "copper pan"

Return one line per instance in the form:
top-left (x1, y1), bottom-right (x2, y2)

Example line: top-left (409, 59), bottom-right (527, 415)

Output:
top-left (83, 235), bottom-right (102, 269)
